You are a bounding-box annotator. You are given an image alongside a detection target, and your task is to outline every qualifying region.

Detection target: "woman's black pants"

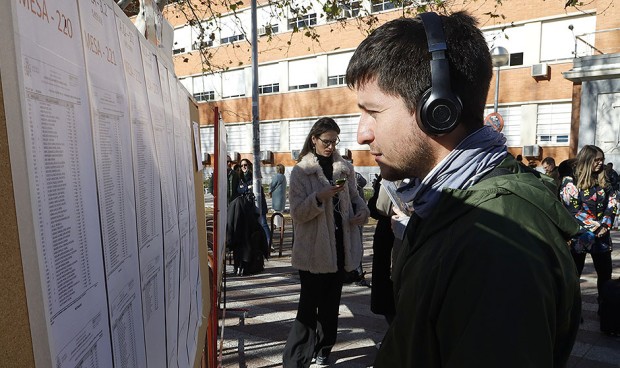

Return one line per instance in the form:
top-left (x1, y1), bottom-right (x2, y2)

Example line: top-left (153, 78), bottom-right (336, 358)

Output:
top-left (571, 249), bottom-right (612, 296)
top-left (282, 270), bottom-right (343, 368)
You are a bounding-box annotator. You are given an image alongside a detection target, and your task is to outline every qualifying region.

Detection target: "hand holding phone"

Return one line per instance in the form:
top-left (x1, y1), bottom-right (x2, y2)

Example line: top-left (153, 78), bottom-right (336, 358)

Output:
top-left (335, 178), bottom-right (347, 186)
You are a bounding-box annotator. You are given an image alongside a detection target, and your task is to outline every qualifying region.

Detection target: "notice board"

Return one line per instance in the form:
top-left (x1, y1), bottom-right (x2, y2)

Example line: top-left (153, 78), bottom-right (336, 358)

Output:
top-left (0, 0), bottom-right (209, 367)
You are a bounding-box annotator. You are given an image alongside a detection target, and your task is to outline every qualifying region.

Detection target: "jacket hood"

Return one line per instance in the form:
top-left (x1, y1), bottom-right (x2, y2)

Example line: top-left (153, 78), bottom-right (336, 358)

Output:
top-left (424, 155), bottom-right (579, 241)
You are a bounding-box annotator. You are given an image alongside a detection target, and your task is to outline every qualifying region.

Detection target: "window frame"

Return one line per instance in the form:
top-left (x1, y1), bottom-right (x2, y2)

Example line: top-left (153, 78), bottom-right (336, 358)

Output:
top-left (287, 13), bottom-right (317, 31)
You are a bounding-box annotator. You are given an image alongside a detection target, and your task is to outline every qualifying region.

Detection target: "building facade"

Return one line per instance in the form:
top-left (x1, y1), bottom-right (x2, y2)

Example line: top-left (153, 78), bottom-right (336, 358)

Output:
top-left (163, 0), bottom-right (620, 182)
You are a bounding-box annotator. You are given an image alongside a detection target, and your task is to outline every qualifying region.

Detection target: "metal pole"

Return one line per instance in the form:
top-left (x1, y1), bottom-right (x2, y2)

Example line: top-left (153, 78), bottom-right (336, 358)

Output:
top-left (493, 66), bottom-right (500, 113)
top-left (251, 0), bottom-right (262, 213)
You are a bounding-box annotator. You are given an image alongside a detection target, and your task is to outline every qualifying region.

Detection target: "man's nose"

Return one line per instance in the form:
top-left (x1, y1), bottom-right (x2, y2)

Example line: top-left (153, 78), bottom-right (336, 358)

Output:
top-left (357, 114), bottom-right (375, 145)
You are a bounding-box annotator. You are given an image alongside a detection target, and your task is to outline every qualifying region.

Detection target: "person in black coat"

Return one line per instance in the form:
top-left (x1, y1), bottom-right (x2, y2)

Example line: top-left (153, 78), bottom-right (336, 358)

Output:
top-left (367, 174), bottom-right (396, 324)
top-left (226, 193), bottom-right (269, 276)
top-left (238, 158), bottom-right (271, 244)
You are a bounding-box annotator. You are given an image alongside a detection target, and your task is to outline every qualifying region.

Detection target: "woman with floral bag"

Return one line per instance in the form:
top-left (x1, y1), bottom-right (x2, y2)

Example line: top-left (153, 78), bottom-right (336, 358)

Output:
top-left (560, 145), bottom-right (617, 300)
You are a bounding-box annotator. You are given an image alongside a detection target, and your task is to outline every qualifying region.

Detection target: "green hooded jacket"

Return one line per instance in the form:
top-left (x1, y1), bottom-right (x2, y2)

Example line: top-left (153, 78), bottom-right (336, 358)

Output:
top-left (375, 156), bottom-right (581, 368)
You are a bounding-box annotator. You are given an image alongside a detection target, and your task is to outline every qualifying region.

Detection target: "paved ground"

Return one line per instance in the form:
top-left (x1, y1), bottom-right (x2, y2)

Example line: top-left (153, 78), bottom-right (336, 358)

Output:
top-left (213, 212), bottom-right (620, 367)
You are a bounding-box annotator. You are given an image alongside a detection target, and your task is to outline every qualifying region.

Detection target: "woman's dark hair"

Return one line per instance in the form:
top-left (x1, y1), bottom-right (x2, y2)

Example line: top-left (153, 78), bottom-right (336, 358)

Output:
top-left (239, 159), bottom-right (253, 181)
top-left (298, 117), bottom-right (341, 161)
top-left (240, 158), bottom-right (252, 170)
top-left (558, 158), bottom-right (576, 179)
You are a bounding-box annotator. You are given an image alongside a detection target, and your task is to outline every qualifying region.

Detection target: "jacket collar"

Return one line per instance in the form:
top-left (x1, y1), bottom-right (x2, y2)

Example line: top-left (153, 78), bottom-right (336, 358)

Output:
top-left (297, 151), bottom-right (352, 184)
top-left (413, 156), bottom-right (579, 243)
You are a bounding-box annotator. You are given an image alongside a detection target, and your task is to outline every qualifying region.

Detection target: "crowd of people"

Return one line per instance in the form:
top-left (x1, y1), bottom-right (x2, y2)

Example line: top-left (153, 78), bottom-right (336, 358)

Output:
top-left (214, 10), bottom-right (617, 368)
top-left (223, 156), bottom-right (284, 276)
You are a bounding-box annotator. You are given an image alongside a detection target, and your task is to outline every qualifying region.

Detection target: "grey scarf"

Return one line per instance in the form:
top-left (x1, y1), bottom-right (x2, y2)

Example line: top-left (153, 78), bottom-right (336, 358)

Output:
top-left (400, 125), bottom-right (507, 219)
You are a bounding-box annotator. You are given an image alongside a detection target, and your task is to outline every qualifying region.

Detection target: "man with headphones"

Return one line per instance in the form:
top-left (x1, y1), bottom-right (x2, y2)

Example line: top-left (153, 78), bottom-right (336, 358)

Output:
top-left (346, 11), bottom-right (581, 367)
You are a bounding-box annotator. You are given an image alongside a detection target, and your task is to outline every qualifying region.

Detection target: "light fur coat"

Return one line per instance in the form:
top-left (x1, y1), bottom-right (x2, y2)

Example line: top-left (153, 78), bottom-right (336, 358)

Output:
top-left (289, 152), bottom-right (370, 273)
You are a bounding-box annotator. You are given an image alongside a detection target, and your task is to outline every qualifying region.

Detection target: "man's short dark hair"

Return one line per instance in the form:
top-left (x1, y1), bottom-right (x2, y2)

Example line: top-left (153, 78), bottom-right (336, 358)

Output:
top-left (346, 11), bottom-right (492, 133)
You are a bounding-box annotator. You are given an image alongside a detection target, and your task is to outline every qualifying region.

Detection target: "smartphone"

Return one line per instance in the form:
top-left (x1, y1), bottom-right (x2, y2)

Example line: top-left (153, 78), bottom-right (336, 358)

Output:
top-left (335, 178), bottom-right (347, 186)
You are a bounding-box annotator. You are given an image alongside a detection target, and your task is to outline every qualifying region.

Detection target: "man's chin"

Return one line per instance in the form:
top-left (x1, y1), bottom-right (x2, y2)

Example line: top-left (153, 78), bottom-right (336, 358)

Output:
top-left (379, 166), bottom-right (407, 182)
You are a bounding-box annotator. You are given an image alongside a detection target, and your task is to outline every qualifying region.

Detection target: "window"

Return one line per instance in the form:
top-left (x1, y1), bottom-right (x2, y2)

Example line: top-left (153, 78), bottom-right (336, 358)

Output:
top-left (289, 83), bottom-right (317, 91)
top-left (226, 124), bottom-right (250, 153)
top-left (219, 12), bottom-right (248, 46)
top-left (257, 3), bottom-right (282, 36)
top-left (179, 78), bottom-right (193, 94)
top-left (288, 13), bottom-right (317, 30)
top-left (192, 40), bottom-right (213, 50)
top-left (258, 63), bottom-right (280, 94)
top-left (193, 91), bottom-right (215, 101)
top-left (258, 24), bottom-right (279, 36)
top-left (327, 0), bottom-right (361, 20)
top-left (260, 122), bottom-right (281, 151)
top-left (259, 83), bottom-right (280, 94)
top-left (328, 76), bottom-right (346, 86)
top-left (536, 103), bottom-right (571, 145)
top-left (200, 126), bottom-right (214, 155)
top-left (333, 116), bottom-right (367, 150)
top-left (173, 26), bottom-right (191, 54)
top-left (193, 73), bottom-right (222, 101)
top-left (327, 52), bottom-right (353, 86)
top-left (289, 119), bottom-right (316, 151)
top-left (484, 25), bottom-right (525, 66)
top-left (289, 58), bottom-right (318, 91)
top-left (509, 52), bottom-right (524, 67)
top-left (220, 33), bottom-right (245, 44)
top-left (222, 69), bottom-right (246, 98)
top-left (540, 15), bottom-right (596, 61)
top-left (371, 0), bottom-right (395, 13)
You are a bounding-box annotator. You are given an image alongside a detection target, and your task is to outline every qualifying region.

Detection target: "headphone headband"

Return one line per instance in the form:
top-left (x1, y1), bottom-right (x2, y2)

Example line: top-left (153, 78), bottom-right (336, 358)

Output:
top-left (419, 12), bottom-right (447, 54)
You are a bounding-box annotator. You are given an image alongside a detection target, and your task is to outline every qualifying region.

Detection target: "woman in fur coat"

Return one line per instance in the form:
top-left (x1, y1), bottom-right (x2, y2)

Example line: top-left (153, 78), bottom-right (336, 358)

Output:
top-left (282, 117), bottom-right (369, 367)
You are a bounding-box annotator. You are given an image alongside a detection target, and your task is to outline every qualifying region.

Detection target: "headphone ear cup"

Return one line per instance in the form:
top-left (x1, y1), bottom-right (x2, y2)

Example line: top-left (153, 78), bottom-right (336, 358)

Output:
top-left (416, 88), bottom-right (462, 136)
top-left (416, 88), bottom-right (432, 133)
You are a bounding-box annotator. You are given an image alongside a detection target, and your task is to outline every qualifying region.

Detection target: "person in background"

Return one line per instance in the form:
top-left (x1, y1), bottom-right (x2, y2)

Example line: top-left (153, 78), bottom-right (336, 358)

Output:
top-left (527, 160), bottom-right (542, 172)
top-left (607, 162), bottom-right (620, 229)
top-left (346, 158), bottom-right (368, 199)
top-left (605, 162), bottom-right (619, 192)
top-left (238, 158), bottom-right (271, 244)
top-left (515, 154), bottom-right (523, 164)
top-left (542, 156), bottom-right (560, 190)
top-left (269, 163), bottom-right (287, 228)
top-left (559, 145), bottom-right (616, 303)
top-left (558, 158), bottom-right (577, 195)
top-left (227, 155), bottom-right (240, 204)
top-left (346, 11), bottom-right (581, 367)
top-left (344, 157), bottom-right (370, 286)
top-left (367, 174), bottom-right (396, 325)
top-left (282, 117), bottom-right (369, 367)
top-left (238, 158), bottom-right (253, 195)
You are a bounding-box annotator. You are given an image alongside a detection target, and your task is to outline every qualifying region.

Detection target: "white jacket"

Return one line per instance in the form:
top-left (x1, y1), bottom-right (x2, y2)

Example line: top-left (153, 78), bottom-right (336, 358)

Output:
top-left (289, 152), bottom-right (370, 273)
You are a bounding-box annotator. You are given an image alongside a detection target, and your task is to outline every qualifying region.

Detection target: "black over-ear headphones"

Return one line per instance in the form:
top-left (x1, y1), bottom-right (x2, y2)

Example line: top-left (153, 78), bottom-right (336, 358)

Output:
top-left (416, 12), bottom-right (462, 136)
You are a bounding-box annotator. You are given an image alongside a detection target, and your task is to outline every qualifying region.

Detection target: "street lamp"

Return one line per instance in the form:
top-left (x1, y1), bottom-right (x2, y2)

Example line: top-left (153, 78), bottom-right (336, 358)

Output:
top-left (490, 46), bottom-right (510, 113)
